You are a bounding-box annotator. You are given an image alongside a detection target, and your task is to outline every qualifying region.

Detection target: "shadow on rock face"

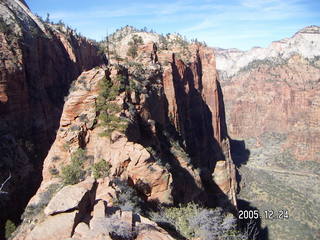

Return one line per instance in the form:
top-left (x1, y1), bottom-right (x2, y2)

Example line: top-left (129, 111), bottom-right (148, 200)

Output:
top-left (125, 51), bottom-right (239, 213)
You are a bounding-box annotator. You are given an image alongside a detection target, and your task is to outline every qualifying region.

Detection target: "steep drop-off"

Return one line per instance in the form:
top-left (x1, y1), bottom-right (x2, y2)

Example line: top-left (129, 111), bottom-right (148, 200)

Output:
top-left (215, 26), bottom-right (320, 240)
top-left (0, 0), bottom-right (104, 236)
top-left (11, 27), bottom-right (240, 240)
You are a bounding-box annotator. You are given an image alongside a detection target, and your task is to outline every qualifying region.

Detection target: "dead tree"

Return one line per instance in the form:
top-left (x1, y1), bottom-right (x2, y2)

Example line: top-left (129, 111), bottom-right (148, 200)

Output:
top-left (0, 172), bottom-right (11, 195)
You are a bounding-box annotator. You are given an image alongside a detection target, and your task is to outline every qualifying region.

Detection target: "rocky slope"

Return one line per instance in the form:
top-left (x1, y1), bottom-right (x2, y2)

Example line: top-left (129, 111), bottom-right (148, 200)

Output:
top-left (215, 26), bottom-right (320, 240)
top-left (0, 2), bottom-right (243, 235)
top-left (0, 0), bottom-right (104, 236)
top-left (11, 26), bottom-right (241, 239)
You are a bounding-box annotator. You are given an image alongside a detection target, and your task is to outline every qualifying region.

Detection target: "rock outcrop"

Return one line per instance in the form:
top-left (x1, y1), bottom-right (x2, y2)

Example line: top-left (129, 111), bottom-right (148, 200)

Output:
top-left (0, 0), bottom-right (104, 235)
top-left (162, 48), bottom-right (236, 206)
top-left (15, 179), bottom-right (175, 240)
top-left (215, 26), bottom-right (320, 240)
top-left (11, 26), bottom-right (238, 239)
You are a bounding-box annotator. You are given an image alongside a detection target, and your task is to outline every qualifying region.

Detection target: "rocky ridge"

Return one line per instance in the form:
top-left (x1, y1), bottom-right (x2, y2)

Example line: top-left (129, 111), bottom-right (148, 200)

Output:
top-left (12, 33), bottom-right (239, 238)
top-left (106, 28), bottom-right (237, 206)
top-left (216, 25), bottom-right (320, 78)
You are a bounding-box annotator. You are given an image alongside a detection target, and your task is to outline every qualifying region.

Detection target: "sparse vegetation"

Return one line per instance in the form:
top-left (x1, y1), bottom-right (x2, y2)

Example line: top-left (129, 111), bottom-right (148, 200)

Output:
top-left (159, 34), bottom-right (169, 50)
top-left (0, 16), bottom-right (18, 43)
top-left (112, 178), bottom-right (143, 213)
top-left (169, 138), bottom-right (191, 163)
top-left (60, 148), bottom-right (87, 185)
top-left (150, 202), bottom-right (251, 240)
top-left (162, 129), bottom-right (191, 164)
top-left (127, 34), bottom-right (144, 58)
top-left (101, 215), bottom-right (135, 240)
top-left (309, 55), bottom-right (320, 69)
top-left (21, 183), bottom-right (61, 221)
top-left (63, 142), bottom-right (71, 151)
top-left (151, 202), bottom-right (200, 238)
top-left (145, 146), bottom-right (166, 167)
top-left (239, 58), bottom-right (287, 73)
top-left (0, 18), bottom-right (13, 34)
top-left (5, 219), bottom-right (16, 240)
top-left (91, 159), bottom-right (111, 179)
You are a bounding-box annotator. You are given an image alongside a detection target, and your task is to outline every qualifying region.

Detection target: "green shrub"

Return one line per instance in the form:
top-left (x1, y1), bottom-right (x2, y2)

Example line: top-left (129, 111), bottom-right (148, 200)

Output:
top-left (158, 203), bottom-right (200, 238)
top-left (96, 74), bottom-right (128, 137)
top-left (71, 148), bottom-right (87, 162)
top-left (5, 220), bottom-right (16, 239)
top-left (127, 45), bottom-right (138, 58)
top-left (127, 34), bottom-right (144, 58)
top-left (92, 159), bottom-right (111, 179)
top-left (0, 20), bottom-right (10, 33)
top-left (169, 139), bottom-right (190, 163)
top-left (112, 178), bottom-right (142, 213)
top-left (99, 215), bottom-right (134, 240)
top-left (60, 160), bottom-right (85, 185)
top-left (96, 76), bottom-right (119, 113)
top-left (60, 148), bottom-right (87, 185)
top-left (99, 76), bottom-right (119, 101)
top-left (98, 111), bottom-right (128, 137)
top-left (0, 17), bottom-right (17, 42)
top-left (163, 60), bottom-right (170, 66)
top-left (150, 203), bottom-right (248, 240)
top-left (116, 74), bottom-right (127, 92)
top-left (63, 142), bottom-right (70, 151)
top-left (159, 35), bottom-right (169, 50)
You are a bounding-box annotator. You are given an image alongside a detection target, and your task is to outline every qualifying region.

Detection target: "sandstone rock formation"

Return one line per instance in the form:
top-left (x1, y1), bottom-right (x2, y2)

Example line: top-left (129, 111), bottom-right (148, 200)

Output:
top-left (10, 25), bottom-right (239, 239)
top-left (14, 178), bottom-right (176, 240)
top-left (0, 0), bottom-right (104, 235)
top-left (44, 178), bottom-right (95, 215)
top-left (106, 29), bottom-right (237, 206)
top-left (26, 211), bottom-right (78, 240)
top-left (162, 49), bottom-right (236, 206)
top-left (215, 26), bottom-right (320, 240)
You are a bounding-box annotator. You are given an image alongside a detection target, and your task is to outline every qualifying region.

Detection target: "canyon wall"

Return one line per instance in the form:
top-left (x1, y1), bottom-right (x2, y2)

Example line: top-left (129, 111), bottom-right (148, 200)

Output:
top-left (162, 48), bottom-right (236, 206)
top-left (0, 0), bottom-right (104, 235)
top-left (11, 29), bottom-right (238, 239)
top-left (215, 26), bottom-right (320, 240)
top-left (0, 1), bottom-right (239, 236)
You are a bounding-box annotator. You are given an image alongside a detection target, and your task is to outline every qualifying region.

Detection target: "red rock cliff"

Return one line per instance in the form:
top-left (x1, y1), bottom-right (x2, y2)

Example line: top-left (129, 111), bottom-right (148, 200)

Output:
top-left (162, 46), bottom-right (236, 206)
top-left (215, 26), bottom-right (320, 239)
top-left (0, 0), bottom-right (104, 233)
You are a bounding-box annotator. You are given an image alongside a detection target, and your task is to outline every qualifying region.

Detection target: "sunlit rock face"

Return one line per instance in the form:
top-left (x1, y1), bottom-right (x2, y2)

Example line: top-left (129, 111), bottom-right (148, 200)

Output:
top-left (215, 26), bottom-right (320, 240)
top-left (1, 2), bottom-right (239, 237)
top-left (12, 29), bottom-right (238, 240)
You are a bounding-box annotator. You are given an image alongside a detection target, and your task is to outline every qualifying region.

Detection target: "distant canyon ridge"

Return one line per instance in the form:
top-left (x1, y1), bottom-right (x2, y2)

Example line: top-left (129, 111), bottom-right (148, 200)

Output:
top-left (215, 26), bottom-right (320, 240)
top-left (0, 0), bottom-right (319, 239)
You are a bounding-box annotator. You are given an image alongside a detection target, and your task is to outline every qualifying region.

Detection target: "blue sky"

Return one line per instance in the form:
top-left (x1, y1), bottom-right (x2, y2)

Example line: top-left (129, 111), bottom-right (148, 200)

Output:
top-left (27, 0), bottom-right (320, 50)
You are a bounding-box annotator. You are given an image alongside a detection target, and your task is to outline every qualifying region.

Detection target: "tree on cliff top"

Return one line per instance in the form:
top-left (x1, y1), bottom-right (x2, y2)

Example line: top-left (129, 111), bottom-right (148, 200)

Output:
top-left (127, 34), bottom-right (144, 58)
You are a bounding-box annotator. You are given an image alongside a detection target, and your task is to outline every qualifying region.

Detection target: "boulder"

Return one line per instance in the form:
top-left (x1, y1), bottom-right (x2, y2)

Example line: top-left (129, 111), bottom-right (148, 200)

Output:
top-left (44, 178), bottom-right (95, 215)
top-left (26, 211), bottom-right (78, 240)
top-left (136, 225), bottom-right (175, 240)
